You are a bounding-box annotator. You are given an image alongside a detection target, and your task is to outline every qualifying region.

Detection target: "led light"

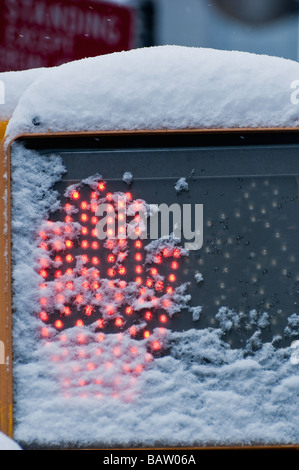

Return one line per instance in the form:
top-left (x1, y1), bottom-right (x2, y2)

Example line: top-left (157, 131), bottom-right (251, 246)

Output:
top-left (146, 279), bottom-right (153, 288)
top-left (64, 306), bottom-right (71, 315)
top-left (84, 305), bottom-right (94, 316)
top-left (64, 203), bottom-right (72, 212)
top-left (163, 248), bottom-right (170, 257)
top-left (72, 191), bottom-right (80, 200)
top-left (54, 270), bottom-right (62, 279)
top-left (129, 326), bottom-right (137, 336)
top-left (135, 265), bottom-right (143, 274)
top-left (107, 228), bottom-right (114, 237)
top-left (155, 255), bottom-right (162, 264)
top-left (82, 281), bottom-right (90, 290)
top-left (155, 280), bottom-right (164, 292)
top-left (118, 266), bottom-right (126, 275)
top-left (40, 311), bottom-right (48, 321)
top-left (135, 240), bottom-right (142, 249)
top-left (150, 268), bottom-right (158, 276)
top-left (93, 281), bottom-right (100, 290)
top-left (106, 305), bottom-right (115, 315)
top-left (65, 254), bottom-right (73, 263)
top-left (163, 299), bottom-right (171, 308)
top-left (152, 341), bottom-right (161, 351)
top-left (81, 255), bottom-right (89, 264)
top-left (76, 319), bottom-right (84, 327)
top-left (81, 226), bottom-right (88, 235)
top-left (96, 293), bottom-right (102, 301)
top-left (66, 268), bottom-right (73, 275)
top-left (125, 306), bottom-right (133, 315)
top-left (80, 201), bottom-right (88, 210)
top-left (76, 295), bottom-right (83, 304)
top-left (57, 294), bottom-right (64, 303)
top-left (91, 228), bottom-right (98, 238)
top-left (40, 242), bottom-right (48, 250)
top-left (106, 192), bottom-right (113, 201)
top-left (90, 191), bottom-right (97, 199)
top-left (54, 241), bottom-right (63, 251)
top-left (90, 203), bottom-right (98, 213)
top-left (55, 282), bottom-right (63, 291)
top-left (119, 280), bottom-right (127, 289)
top-left (41, 327), bottom-right (49, 338)
top-left (39, 231), bottom-right (47, 240)
top-left (91, 216), bottom-right (98, 225)
top-left (81, 240), bottom-right (89, 249)
top-left (166, 286), bottom-right (173, 294)
top-left (65, 215), bottom-right (73, 223)
top-left (97, 319), bottom-right (104, 328)
top-left (125, 192), bottom-right (132, 200)
top-left (55, 320), bottom-right (63, 329)
top-left (65, 225), bottom-right (72, 234)
top-left (145, 311), bottom-right (152, 320)
top-left (91, 241), bottom-right (99, 250)
top-left (92, 269), bottom-right (100, 278)
top-left (108, 254), bottom-right (115, 263)
top-left (115, 317), bottom-right (123, 327)
top-left (65, 240), bottom-right (73, 249)
top-left (40, 269), bottom-right (48, 278)
top-left (98, 182), bottom-right (105, 191)
top-left (39, 283), bottom-right (47, 290)
top-left (115, 292), bottom-right (123, 301)
top-left (160, 314), bottom-right (167, 323)
top-left (171, 261), bottom-right (179, 270)
top-left (169, 274), bottom-right (176, 282)
top-left (81, 214), bottom-right (88, 223)
top-left (143, 330), bottom-right (151, 338)
top-left (135, 253), bottom-right (142, 261)
top-left (135, 277), bottom-right (142, 284)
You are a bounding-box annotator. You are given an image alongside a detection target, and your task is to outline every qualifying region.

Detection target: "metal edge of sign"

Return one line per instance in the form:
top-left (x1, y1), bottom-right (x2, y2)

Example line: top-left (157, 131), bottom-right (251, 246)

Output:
top-left (2, 126), bottom-right (299, 450)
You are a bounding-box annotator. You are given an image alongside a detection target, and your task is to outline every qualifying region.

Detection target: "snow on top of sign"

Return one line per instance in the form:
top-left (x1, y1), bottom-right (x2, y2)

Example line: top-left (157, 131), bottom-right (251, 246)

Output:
top-left (5, 44), bottom-right (299, 140)
top-left (0, 67), bottom-right (45, 121)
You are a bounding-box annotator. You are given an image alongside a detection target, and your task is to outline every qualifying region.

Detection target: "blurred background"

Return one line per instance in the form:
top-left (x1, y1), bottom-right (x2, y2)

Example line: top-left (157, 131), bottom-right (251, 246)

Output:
top-left (1, 0), bottom-right (299, 72)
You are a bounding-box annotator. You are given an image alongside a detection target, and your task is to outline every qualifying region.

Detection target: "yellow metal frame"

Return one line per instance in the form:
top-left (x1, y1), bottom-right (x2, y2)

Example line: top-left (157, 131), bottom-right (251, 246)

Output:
top-left (1, 127), bottom-right (299, 450)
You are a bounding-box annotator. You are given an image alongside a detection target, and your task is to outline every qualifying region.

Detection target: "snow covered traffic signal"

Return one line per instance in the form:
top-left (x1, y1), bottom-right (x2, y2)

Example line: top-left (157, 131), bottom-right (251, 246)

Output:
top-left (0, 128), bottom-right (298, 449)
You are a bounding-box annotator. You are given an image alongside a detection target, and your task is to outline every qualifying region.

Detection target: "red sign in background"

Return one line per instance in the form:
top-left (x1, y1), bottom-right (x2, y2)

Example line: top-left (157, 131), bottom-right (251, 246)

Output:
top-left (0, 0), bottom-right (135, 72)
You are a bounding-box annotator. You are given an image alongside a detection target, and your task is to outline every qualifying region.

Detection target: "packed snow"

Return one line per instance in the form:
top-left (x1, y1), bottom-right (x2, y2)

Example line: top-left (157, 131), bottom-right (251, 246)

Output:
top-left (0, 432), bottom-right (22, 450)
top-left (5, 45), bottom-right (299, 142)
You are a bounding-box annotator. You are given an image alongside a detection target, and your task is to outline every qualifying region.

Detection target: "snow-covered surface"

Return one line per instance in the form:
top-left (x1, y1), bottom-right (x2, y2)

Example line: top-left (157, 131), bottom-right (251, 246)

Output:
top-left (0, 432), bottom-right (22, 450)
top-left (0, 67), bottom-right (45, 121)
top-left (5, 45), bottom-right (299, 142)
top-left (10, 141), bottom-right (299, 448)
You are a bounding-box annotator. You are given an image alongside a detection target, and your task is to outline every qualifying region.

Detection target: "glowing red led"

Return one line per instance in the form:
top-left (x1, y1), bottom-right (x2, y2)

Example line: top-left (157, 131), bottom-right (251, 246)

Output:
top-left (81, 240), bottom-right (89, 249)
top-left (173, 249), bottom-right (180, 258)
top-left (64, 203), bottom-right (72, 212)
top-left (82, 281), bottom-right (90, 290)
top-left (98, 182), bottom-right (105, 191)
top-left (108, 254), bottom-right (115, 263)
top-left (76, 295), bottom-right (83, 304)
top-left (146, 279), bottom-right (153, 288)
top-left (39, 231), bottom-right (47, 240)
top-left (65, 240), bottom-right (73, 249)
top-left (115, 318), bottom-right (123, 327)
top-left (169, 274), bottom-right (176, 282)
top-left (150, 268), bottom-right (158, 276)
top-left (145, 311), bottom-right (152, 321)
top-left (72, 191), bottom-right (80, 200)
top-left (171, 261), bottom-right (179, 270)
top-left (160, 314), bottom-right (168, 323)
top-left (135, 277), bottom-right (142, 284)
top-left (65, 254), bottom-right (73, 263)
top-left (64, 306), bottom-right (71, 315)
top-left (40, 242), bottom-right (48, 250)
top-left (135, 240), bottom-right (142, 249)
top-left (91, 216), bottom-right (98, 225)
top-left (65, 215), bottom-right (73, 223)
top-left (135, 253), bottom-right (142, 261)
top-left (91, 228), bottom-right (98, 237)
top-left (90, 191), bottom-right (97, 200)
top-left (76, 319), bottom-right (84, 327)
top-left (118, 266), bottom-right (126, 275)
top-left (163, 248), bottom-right (170, 257)
top-left (143, 330), bottom-right (151, 339)
top-left (81, 213), bottom-right (88, 222)
top-left (155, 280), bottom-right (164, 292)
top-left (81, 255), bottom-right (89, 264)
top-left (80, 201), bottom-right (88, 210)
top-left (166, 286), bottom-right (173, 294)
top-left (107, 268), bottom-right (116, 277)
top-left (66, 268), bottom-right (73, 276)
top-left (91, 241), bottom-right (99, 250)
top-left (40, 311), bottom-right (48, 322)
top-left (152, 341), bottom-right (161, 351)
top-left (65, 225), bottom-right (72, 234)
top-left (54, 270), bottom-right (62, 279)
top-left (106, 193), bottom-right (113, 201)
top-left (93, 281), bottom-right (100, 290)
top-left (135, 265), bottom-right (143, 274)
top-left (92, 257), bottom-right (100, 265)
top-left (125, 192), bottom-right (132, 200)
top-left (125, 306), bottom-right (133, 315)
top-left (55, 319), bottom-right (63, 329)
top-left (84, 305), bottom-right (94, 316)
top-left (90, 203), bottom-right (98, 213)
top-left (40, 269), bottom-right (47, 278)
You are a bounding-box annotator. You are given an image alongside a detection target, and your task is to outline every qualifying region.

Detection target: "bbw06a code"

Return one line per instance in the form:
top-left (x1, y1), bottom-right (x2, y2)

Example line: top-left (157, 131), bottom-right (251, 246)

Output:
top-left (148, 455), bottom-right (196, 465)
